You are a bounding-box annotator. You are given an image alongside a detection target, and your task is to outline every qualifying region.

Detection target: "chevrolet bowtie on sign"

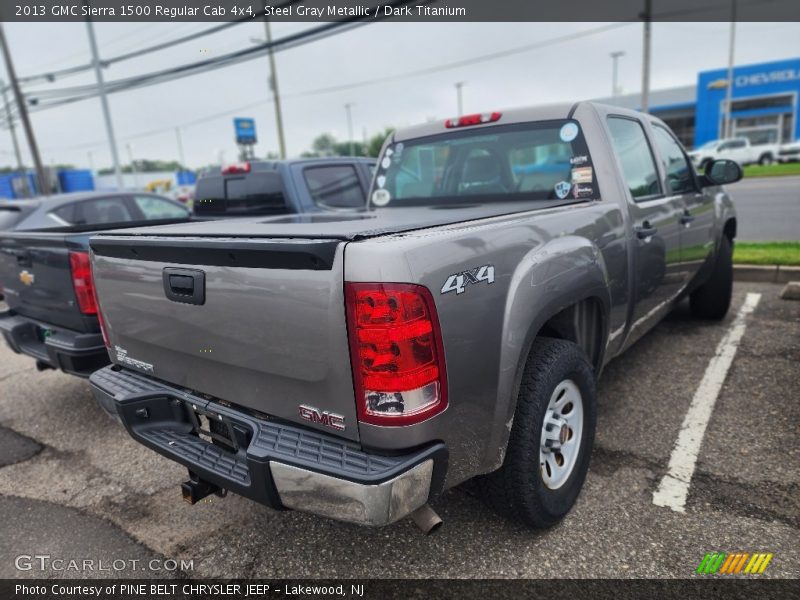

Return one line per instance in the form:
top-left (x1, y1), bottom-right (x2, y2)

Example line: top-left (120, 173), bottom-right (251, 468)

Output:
top-left (19, 270), bottom-right (34, 286)
top-left (696, 552), bottom-right (774, 575)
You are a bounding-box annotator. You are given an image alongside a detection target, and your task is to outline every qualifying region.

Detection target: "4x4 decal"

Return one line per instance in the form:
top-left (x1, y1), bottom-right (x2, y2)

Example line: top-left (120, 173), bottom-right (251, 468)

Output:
top-left (441, 265), bottom-right (495, 295)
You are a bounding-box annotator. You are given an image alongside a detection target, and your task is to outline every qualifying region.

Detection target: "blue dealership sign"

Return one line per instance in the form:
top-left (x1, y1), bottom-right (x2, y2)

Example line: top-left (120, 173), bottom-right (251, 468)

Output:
top-left (234, 118), bottom-right (257, 145)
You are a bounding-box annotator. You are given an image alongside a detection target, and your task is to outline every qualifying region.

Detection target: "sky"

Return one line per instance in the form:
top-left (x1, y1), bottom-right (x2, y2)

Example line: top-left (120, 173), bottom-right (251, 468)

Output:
top-left (1, 20), bottom-right (799, 170)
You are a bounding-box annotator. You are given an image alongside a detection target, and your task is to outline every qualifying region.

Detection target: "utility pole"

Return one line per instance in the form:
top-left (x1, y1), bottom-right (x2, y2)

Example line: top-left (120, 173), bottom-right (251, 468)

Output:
top-left (640, 0), bottom-right (652, 113)
top-left (175, 127), bottom-right (186, 168)
top-left (344, 103), bottom-right (354, 156)
top-left (126, 143), bottom-right (137, 190)
top-left (610, 51), bottom-right (625, 97)
top-left (0, 77), bottom-right (29, 196)
top-left (723, 1), bottom-right (737, 140)
top-left (85, 16), bottom-right (124, 191)
top-left (0, 24), bottom-right (48, 195)
top-left (455, 81), bottom-right (465, 115)
top-left (263, 1), bottom-right (287, 159)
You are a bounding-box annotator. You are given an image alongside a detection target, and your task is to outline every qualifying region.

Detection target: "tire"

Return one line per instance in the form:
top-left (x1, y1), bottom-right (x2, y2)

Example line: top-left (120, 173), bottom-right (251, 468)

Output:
top-left (690, 235), bottom-right (733, 320)
top-left (478, 337), bottom-right (596, 528)
top-left (758, 153), bottom-right (774, 166)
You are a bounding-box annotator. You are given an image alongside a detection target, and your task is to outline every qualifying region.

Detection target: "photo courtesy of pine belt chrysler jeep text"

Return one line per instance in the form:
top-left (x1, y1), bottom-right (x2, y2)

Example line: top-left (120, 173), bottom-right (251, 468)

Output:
top-left (87, 102), bottom-right (741, 531)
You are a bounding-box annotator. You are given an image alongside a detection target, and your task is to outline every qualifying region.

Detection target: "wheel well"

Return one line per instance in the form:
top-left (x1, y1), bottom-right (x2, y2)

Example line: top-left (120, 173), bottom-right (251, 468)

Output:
top-left (536, 298), bottom-right (604, 371)
top-left (724, 218), bottom-right (737, 242)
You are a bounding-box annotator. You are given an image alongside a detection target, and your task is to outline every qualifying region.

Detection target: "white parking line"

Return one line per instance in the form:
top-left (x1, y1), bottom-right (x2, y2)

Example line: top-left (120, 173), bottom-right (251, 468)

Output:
top-left (652, 292), bottom-right (762, 513)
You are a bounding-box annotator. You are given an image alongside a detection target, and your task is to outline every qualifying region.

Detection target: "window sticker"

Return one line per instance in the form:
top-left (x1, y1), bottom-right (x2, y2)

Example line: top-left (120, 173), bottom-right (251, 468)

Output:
top-left (377, 175), bottom-right (386, 188)
top-left (571, 166), bottom-right (593, 184)
top-left (570, 154), bottom-right (588, 165)
top-left (554, 181), bottom-right (572, 199)
top-left (572, 184), bottom-right (594, 199)
top-left (559, 122), bottom-right (579, 143)
top-left (371, 189), bottom-right (391, 206)
top-left (381, 157), bottom-right (392, 169)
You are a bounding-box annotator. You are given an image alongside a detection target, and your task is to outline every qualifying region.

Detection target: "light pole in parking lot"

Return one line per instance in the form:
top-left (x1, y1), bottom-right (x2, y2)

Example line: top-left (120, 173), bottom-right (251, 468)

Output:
top-left (610, 51), bottom-right (625, 97)
top-left (723, 2), bottom-right (737, 139)
top-left (344, 103), bottom-right (355, 156)
top-left (455, 81), bottom-right (466, 116)
top-left (640, 0), bottom-right (652, 113)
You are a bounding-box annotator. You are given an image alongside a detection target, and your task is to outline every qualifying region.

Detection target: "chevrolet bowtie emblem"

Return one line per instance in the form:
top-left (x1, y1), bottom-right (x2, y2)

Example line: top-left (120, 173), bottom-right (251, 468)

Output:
top-left (19, 270), bottom-right (34, 286)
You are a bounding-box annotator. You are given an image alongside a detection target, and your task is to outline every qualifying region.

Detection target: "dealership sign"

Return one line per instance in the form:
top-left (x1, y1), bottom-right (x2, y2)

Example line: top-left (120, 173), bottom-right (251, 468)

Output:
top-left (708, 68), bottom-right (800, 91)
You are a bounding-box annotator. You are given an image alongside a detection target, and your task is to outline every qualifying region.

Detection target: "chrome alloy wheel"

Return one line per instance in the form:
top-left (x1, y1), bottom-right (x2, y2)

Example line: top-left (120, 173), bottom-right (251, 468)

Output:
top-left (539, 379), bottom-right (584, 490)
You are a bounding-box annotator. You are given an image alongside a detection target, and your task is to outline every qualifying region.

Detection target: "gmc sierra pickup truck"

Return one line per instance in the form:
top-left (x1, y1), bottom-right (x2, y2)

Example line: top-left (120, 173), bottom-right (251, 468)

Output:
top-left (88, 102), bottom-right (741, 531)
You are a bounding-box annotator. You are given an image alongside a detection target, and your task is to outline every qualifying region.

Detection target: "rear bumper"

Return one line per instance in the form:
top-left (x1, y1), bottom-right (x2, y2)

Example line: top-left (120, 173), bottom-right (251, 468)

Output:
top-left (0, 311), bottom-right (108, 377)
top-left (89, 365), bottom-right (447, 526)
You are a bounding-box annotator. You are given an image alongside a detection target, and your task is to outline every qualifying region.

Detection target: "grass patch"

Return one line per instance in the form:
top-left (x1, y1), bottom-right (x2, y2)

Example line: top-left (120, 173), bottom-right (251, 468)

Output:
top-left (742, 162), bottom-right (800, 178)
top-left (733, 241), bottom-right (800, 266)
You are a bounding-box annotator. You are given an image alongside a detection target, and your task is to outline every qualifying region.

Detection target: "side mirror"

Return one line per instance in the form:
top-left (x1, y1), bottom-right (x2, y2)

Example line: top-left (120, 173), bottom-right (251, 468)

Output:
top-left (702, 159), bottom-right (743, 187)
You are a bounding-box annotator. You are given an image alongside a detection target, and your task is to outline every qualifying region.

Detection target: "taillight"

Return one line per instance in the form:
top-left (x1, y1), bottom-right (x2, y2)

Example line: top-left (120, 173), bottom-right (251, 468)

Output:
top-left (445, 112), bottom-right (501, 128)
top-left (345, 283), bottom-right (447, 426)
top-left (222, 162), bottom-right (251, 175)
top-left (69, 251), bottom-right (97, 315)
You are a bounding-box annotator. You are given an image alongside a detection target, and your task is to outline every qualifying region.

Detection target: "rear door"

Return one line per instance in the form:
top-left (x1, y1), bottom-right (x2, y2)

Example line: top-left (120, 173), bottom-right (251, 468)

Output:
top-left (606, 116), bottom-right (684, 342)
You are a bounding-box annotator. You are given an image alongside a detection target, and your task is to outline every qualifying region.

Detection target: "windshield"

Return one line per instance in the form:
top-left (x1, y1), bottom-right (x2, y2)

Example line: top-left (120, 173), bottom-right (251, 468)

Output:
top-left (371, 120), bottom-right (598, 207)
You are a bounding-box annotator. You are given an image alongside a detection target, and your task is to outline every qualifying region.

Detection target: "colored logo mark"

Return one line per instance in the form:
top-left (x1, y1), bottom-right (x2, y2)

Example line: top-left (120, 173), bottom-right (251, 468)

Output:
top-left (696, 552), bottom-right (774, 575)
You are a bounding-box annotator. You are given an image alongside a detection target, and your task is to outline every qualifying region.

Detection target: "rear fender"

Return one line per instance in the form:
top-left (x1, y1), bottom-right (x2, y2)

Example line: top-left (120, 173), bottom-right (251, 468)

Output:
top-left (481, 235), bottom-right (610, 473)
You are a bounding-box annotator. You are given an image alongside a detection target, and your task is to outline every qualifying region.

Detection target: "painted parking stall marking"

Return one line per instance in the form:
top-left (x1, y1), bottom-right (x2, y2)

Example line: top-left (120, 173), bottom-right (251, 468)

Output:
top-left (653, 292), bottom-right (762, 513)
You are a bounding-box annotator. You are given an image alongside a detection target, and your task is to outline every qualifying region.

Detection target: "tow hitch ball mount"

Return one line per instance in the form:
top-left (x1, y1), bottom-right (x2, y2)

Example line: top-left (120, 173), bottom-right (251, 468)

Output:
top-left (181, 471), bottom-right (227, 505)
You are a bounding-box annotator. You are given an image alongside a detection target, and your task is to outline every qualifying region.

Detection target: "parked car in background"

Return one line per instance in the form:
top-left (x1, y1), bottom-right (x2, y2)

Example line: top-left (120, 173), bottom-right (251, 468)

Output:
top-left (777, 140), bottom-right (800, 163)
top-left (688, 137), bottom-right (779, 169)
top-left (193, 157), bottom-right (376, 218)
top-left (88, 103), bottom-right (741, 530)
top-left (0, 192), bottom-right (190, 377)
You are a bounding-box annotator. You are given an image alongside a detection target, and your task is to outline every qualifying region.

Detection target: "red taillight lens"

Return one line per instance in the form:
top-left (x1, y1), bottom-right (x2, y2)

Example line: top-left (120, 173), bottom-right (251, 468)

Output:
top-left (69, 251), bottom-right (97, 316)
top-left (222, 162), bottom-right (251, 175)
top-left (445, 111), bottom-right (501, 128)
top-left (345, 283), bottom-right (448, 426)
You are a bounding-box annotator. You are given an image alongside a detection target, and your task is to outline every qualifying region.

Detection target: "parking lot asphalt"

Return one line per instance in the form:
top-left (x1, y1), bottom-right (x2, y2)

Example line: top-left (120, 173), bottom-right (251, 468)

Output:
top-left (731, 175), bottom-right (800, 241)
top-left (0, 281), bottom-right (797, 580)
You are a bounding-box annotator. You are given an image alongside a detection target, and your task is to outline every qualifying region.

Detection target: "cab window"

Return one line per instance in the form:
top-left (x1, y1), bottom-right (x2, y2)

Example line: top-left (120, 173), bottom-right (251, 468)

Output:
top-left (607, 117), bottom-right (662, 200)
top-left (652, 125), bottom-right (696, 194)
top-left (132, 195), bottom-right (190, 220)
top-left (303, 165), bottom-right (365, 208)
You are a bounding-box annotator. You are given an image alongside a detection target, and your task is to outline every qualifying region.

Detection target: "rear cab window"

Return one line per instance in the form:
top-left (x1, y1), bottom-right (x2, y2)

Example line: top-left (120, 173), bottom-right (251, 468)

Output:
top-left (194, 171), bottom-right (287, 215)
top-left (371, 119), bottom-right (599, 207)
top-left (303, 165), bottom-right (366, 208)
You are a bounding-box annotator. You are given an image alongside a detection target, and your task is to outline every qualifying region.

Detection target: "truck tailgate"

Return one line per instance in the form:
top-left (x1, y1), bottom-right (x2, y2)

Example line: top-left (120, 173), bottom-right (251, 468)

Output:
top-left (0, 233), bottom-right (90, 331)
top-left (90, 235), bottom-right (360, 441)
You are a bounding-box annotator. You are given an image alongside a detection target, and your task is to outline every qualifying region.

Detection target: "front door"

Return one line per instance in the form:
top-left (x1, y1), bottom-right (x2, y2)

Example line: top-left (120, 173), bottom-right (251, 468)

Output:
top-left (650, 124), bottom-right (715, 283)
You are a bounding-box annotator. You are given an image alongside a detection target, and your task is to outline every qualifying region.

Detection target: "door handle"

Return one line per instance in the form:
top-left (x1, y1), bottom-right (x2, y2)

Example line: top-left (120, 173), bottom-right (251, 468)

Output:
top-left (680, 212), bottom-right (696, 225)
top-left (162, 268), bottom-right (205, 305)
top-left (635, 222), bottom-right (658, 239)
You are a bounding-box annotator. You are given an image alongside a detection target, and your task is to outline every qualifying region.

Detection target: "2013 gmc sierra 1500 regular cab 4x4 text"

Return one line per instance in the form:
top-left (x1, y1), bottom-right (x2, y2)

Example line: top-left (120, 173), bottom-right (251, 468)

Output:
top-left (87, 102), bottom-right (741, 530)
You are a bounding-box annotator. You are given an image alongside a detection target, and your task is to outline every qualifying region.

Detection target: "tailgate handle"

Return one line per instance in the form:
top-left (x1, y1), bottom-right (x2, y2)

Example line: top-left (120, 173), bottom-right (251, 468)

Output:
top-left (163, 268), bottom-right (205, 305)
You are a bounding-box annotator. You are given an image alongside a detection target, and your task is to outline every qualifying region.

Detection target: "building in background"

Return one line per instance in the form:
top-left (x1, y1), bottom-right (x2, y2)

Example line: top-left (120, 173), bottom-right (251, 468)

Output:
top-left (596, 57), bottom-right (800, 149)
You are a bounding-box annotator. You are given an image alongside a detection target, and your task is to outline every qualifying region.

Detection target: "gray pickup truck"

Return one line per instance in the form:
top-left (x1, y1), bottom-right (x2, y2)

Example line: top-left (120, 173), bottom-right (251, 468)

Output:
top-left (88, 102), bottom-right (740, 531)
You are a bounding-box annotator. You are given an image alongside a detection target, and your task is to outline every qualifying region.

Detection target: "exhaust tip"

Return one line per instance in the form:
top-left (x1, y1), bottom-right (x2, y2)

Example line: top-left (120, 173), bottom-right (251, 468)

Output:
top-left (410, 504), bottom-right (443, 535)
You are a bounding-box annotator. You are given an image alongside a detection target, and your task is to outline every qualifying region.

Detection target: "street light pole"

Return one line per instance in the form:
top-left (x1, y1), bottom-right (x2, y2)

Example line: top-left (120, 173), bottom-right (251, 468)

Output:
top-left (175, 127), bottom-right (186, 168)
top-left (0, 77), bottom-right (29, 196)
top-left (0, 24), bottom-right (48, 195)
top-left (85, 17), bottom-right (124, 191)
top-left (344, 102), bottom-right (354, 156)
top-left (610, 51), bottom-right (625, 97)
top-left (723, 1), bottom-right (737, 140)
top-left (455, 81), bottom-right (465, 115)
top-left (640, 0), bottom-right (652, 113)
top-left (126, 143), bottom-right (137, 189)
top-left (263, 1), bottom-right (287, 159)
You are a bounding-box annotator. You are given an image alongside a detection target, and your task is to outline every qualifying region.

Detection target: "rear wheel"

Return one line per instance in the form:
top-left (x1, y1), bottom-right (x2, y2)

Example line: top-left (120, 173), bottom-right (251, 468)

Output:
top-left (758, 153), bottom-right (774, 166)
top-left (478, 338), bottom-right (596, 528)
top-left (690, 235), bottom-right (733, 320)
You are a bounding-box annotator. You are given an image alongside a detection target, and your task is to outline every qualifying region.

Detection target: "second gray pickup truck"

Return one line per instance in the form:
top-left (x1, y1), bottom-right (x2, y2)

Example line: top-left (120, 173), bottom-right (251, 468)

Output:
top-left (88, 102), bottom-right (740, 530)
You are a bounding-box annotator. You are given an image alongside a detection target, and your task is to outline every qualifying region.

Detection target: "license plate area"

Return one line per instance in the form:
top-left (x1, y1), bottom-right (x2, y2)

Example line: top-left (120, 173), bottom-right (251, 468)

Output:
top-left (186, 404), bottom-right (241, 454)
